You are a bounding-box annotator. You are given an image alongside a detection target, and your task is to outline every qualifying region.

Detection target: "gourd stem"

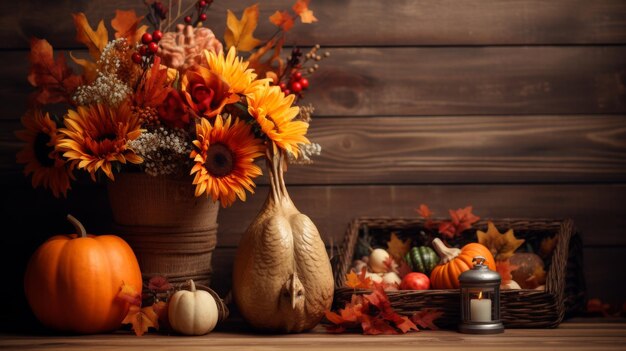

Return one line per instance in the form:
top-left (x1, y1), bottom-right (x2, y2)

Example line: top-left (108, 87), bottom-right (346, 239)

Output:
top-left (189, 279), bottom-right (196, 292)
top-left (431, 238), bottom-right (461, 264)
top-left (266, 142), bottom-right (291, 204)
top-left (67, 214), bottom-right (87, 238)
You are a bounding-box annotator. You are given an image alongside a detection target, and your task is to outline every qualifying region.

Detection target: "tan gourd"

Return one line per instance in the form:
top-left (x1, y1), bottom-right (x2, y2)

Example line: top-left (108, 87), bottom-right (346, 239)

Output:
top-left (168, 280), bottom-right (219, 335)
top-left (232, 146), bottom-right (334, 333)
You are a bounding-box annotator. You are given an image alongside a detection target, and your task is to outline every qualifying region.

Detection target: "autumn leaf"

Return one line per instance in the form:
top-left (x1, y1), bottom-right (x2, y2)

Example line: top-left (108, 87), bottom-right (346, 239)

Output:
top-left (539, 236), bottom-right (558, 259)
top-left (345, 267), bottom-right (373, 289)
top-left (411, 309), bottom-right (444, 330)
top-left (416, 204), bottom-right (433, 218)
top-left (495, 259), bottom-right (518, 284)
top-left (438, 221), bottom-right (455, 239)
top-left (151, 301), bottom-right (170, 330)
top-left (449, 206), bottom-right (480, 235)
top-left (27, 38), bottom-right (83, 106)
top-left (111, 9), bottom-right (148, 45)
top-left (269, 10), bottom-right (295, 31)
top-left (118, 281), bottom-right (141, 306)
top-left (122, 305), bottom-right (159, 336)
top-left (477, 221), bottom-right (525, 261)
top-left (224, 4), bottom-right (262, 52)
top-left (325, 286), bottom-right (420, 335)
top-left (72, 12), bottom-right (108, 60)
top-left (383, 255), bottom-right (399, 274)
top-left (387, 233), bottom-right (411, 262)
top-left (248, 36), bottom-right (285, 82)
top-left (396, 259), bottom-right (412, 278)
top-left (292, 0), bottom-right (318, 23)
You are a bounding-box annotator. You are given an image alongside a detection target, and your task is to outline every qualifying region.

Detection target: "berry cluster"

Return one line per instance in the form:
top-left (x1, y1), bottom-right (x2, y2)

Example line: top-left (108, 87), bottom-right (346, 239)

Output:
top-left (185, 0), bottom-right (213, 25)
top-left (279, 71), bottom-right (309, 96)
top-left (132, 30), bottom-right (163, 64)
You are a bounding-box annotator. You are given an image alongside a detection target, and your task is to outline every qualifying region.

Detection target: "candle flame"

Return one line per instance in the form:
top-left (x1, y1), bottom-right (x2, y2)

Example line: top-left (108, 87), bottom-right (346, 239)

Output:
top-left (478, 291), bottom-right (483, 300)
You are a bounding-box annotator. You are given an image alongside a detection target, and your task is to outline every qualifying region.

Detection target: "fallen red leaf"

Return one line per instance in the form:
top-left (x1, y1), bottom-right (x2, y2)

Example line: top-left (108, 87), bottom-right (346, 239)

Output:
top-left (411, 309), bottom-right (444, 330)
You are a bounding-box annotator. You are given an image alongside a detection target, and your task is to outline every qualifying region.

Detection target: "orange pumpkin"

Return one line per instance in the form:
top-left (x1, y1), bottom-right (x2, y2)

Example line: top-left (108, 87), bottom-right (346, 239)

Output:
top-left (24, 215), bottom-right (142, 334)
top-left (429, 238), bottom-right (496, 289)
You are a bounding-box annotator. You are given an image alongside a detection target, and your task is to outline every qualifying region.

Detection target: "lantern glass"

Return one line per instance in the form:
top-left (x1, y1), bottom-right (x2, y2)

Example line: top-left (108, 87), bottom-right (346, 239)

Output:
top-left (458, 256), bottom-right (504, 334)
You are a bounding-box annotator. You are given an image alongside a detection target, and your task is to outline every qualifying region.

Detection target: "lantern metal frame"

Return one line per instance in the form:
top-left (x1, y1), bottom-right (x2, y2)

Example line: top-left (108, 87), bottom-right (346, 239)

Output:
top-left (458, 256), bottom-right (504, 334)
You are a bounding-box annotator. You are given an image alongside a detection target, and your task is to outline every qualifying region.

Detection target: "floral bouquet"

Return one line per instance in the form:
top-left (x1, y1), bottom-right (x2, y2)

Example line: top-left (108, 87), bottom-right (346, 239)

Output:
top-left (16, 0), bottom-right (327, 207)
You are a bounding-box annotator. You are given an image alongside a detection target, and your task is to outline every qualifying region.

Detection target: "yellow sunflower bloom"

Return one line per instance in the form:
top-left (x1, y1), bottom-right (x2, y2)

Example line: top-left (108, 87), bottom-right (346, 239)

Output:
top-left (57, 102), bottom-right (143, 181)
top-left (190, 115), bottom-right (264, 207)
top-left (203, 46), bottom-right (270, 96)
top-left (246, 85), bottom-right (309, 157)
top-left (15, 110), bottom-right (74, 198)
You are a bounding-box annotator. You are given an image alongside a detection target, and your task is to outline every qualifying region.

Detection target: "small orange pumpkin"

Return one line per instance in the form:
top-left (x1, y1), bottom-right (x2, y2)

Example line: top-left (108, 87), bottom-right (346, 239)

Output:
top-left (24, 215), bottom-right (142, 334)
top-left (429, 238), bottom-right (496, 289)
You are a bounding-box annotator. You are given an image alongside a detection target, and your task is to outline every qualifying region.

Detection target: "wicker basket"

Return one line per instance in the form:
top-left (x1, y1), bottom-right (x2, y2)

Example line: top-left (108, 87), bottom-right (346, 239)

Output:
top-left (333, 218), bottom-right (586, 329)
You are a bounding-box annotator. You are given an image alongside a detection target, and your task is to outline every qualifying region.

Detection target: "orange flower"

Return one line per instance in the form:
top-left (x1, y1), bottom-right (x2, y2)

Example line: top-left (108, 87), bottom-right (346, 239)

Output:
top-left (246, 85), bottom-right (309, 157)
top-left (181, 65), bottom-right (238, 118)
top-left (15, 110), bottom-right (74, 197)
top-left (190, 115), bottom-right (264, 207)
top-left (57, 102), bottom-right (143, 180)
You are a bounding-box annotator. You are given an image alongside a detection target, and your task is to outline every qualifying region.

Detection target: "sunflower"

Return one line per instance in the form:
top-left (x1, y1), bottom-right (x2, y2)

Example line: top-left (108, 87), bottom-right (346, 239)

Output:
top-left (203, 46), bottom-right (270, 96)
top-left (15, 110), bottom-right (74, 197)
top-left (246, 85), bottom-right (309, 157)
top-left (57, 102), bottom-right (143, 181)
top-left (190, 115), bottom-right (264, 207)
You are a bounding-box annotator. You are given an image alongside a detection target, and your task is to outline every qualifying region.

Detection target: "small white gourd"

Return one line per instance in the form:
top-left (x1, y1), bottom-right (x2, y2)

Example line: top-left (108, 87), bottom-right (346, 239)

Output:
top-left (369, 249), bottom-right (390, 273)
top-left (168, 279), bottom-right (219, 335)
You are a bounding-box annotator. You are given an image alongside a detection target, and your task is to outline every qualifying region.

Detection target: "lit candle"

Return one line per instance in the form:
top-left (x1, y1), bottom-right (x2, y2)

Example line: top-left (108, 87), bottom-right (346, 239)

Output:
top-left (470, 292), bottom-right (492, 322)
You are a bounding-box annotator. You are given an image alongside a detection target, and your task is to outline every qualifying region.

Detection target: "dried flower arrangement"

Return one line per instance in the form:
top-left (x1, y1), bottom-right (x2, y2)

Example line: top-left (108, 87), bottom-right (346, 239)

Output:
top-left (16, 0), bottom-right (328, 207)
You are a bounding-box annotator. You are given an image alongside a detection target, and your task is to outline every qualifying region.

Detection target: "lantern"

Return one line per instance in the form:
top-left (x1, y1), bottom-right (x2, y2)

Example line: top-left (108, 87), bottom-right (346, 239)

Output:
top-left (458, 256), bottom-right (504, 334)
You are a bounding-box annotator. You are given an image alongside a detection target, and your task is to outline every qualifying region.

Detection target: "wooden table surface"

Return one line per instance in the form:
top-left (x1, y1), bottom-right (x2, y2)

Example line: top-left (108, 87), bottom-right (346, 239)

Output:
top-left (2, 321), bottom-right (626, 351)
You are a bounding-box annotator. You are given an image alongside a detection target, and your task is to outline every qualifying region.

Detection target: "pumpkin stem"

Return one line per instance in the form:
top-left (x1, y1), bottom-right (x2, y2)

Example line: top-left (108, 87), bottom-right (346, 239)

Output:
top-left (188, 279), bottom-right (196, 292)
top-left (431, 238), bottom-right (461, 264)
top-left (67, 214), bottom-right (87, 238)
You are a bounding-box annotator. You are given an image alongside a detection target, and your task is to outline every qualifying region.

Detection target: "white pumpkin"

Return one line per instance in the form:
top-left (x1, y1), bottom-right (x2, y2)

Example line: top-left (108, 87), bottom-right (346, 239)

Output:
top-left (369, 249), bottom-right (390, 273)
top-left (168, 280), bottom-right (219, 335)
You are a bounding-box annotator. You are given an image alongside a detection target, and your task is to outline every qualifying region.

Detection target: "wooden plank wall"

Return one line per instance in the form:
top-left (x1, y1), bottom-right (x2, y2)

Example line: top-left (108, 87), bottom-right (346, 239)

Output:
top-left (1, 0), bottom-right (625, 328)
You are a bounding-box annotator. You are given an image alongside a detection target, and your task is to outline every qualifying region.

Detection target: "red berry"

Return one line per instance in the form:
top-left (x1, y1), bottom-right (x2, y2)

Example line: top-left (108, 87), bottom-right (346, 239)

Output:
top-left (290, 81), bottom-right (302, 93)
top-left (131, 52), bottom-right (142, 64)
top-left (292, 72), bottom-right (302, 81)
top-left (148, 42), bottom-right (159, 54)
top-left (184, 16), bottom-right (192, 23)
top-left (152, 30), bottom-right (163, 42)
top-left (283, 89), bottom-right (291, 96)
top-left (199, 0), bottom-right (208, 7)
top-left (199, 13), bottom-right (207, 21)
top-left (139, 45), bottom-right (148, 56)
top-left (279, 82), bottom-right (287, 90)
top-left (299, 77), bottom-right (309, 89)
top-left (141, 32), bottom-right (153, 44)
